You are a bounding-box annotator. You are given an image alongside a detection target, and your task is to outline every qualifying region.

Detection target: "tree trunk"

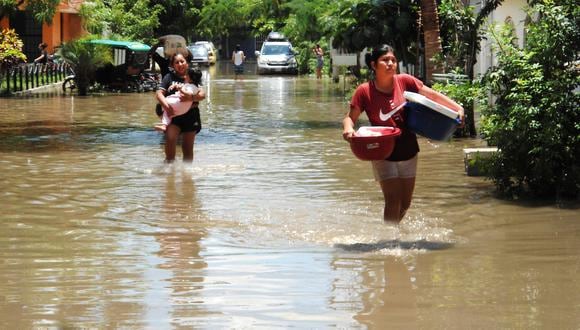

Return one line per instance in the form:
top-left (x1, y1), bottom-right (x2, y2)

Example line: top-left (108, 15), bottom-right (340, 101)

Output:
top-left (420, 0), bottom-right (444, 83)
top-left (76, 74), bottom-right (89, 96)
top-left (466, 29), bottom-right (478, 81)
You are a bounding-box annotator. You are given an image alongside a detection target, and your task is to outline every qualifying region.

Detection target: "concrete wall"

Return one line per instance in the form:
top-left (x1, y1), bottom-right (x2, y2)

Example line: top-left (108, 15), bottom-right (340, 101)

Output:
top-left (473, 0), bottom-right (527, 77)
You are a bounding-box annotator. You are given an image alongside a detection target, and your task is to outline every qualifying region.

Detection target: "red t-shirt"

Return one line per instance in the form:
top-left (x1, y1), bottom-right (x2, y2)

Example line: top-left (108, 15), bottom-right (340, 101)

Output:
top-left (350, 74), bottom-right (424, 161)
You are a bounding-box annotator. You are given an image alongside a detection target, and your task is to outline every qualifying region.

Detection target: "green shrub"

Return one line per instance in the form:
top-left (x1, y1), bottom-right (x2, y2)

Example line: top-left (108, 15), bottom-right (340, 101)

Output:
top-left (58, 36), bottom-right (112, 95)
top-left (292, 40), bottom-right (315, 75)
top-left (0, 28), bottom-right (27, 68)
top-left (480, 1), bottom-right (579, 199)
top-left (0, 28), bottom-right (27, 94)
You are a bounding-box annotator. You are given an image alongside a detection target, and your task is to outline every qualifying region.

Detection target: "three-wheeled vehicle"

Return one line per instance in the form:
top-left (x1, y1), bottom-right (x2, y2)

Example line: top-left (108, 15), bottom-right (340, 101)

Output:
top-left (91, 39), bottom-right (157, 91)
top-left (63, 39), bottom-right (158, 93)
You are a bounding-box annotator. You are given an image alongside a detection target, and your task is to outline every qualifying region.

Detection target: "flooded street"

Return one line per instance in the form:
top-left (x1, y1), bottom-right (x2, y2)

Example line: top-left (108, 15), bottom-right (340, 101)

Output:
top-left (1, 63), bottom-right (579, 328)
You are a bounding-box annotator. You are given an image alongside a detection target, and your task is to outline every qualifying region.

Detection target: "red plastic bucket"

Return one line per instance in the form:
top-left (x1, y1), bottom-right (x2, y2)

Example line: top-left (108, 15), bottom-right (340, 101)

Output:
top-left (349, 126), bottom-right (401, 161)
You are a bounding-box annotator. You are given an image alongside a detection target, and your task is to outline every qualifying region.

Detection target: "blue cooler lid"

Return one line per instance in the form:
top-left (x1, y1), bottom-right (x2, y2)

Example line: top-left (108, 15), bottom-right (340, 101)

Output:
top-left (403, 91), bottom-right (458, 120)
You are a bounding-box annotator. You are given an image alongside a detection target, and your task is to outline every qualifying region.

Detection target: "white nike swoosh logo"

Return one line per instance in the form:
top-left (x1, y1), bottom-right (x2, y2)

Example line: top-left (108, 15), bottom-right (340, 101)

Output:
top-left (379, 103), bottom-right (405, 122)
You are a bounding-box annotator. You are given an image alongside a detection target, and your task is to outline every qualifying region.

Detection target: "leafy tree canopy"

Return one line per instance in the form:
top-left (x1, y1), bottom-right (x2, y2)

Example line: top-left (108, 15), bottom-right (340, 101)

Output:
top-left (329, 0), bottom-right (419, 66)
top-left (480, 0), bottom-right (579, 198)
top-left (197, 0), bottom-right (249, 38)
top-left (151, 0), bottom-right (202, 41)
top-left (80, 0), bottom-right (163, 44)
top-left (0, 0), bottom-right (61, 24)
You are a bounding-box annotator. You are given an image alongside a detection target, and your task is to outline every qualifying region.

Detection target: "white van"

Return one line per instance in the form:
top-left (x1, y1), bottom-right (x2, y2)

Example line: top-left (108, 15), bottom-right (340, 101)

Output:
top-left (255, 32), bottom-right (298, 75)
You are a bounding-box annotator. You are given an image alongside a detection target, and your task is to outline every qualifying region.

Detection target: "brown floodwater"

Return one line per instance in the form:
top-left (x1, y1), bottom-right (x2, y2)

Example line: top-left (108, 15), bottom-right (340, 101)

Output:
top-left (1, 63), bottom-right (579, 328)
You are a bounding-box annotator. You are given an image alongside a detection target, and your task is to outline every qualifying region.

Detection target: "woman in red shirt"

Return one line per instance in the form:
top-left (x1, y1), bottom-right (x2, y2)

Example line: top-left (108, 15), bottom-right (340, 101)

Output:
top-left (342, 44), bottom-right (464, 222)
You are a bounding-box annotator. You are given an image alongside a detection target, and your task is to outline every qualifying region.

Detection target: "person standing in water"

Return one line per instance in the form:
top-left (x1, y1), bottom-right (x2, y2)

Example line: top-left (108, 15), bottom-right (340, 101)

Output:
top-left (313, 44), bottom-right (324, 79)
top-left (156, 51), bottom-right (205, 162)
top-left (342, 44), bottom-right (464, 222)
top-left (232, 44), bottom-right (246, 80)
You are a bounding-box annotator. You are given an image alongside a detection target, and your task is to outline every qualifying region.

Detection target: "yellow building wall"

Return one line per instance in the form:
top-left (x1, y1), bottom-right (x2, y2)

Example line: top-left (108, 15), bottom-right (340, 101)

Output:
top-left (57, 0), bottom-right (86, 43)
top-left (42, 15), bottom-right (61, 53)
top-left (60, 13), bottom-right (85, 42)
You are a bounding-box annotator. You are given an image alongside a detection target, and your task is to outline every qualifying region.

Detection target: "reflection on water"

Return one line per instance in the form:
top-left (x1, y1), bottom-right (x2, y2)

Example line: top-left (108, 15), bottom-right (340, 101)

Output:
top-left (149, 170), bottom-right (209, 325)
top-left (349, 256), bottom-right (419, 329)
top-left (335, 239), bottom-right (454, 252)
top-left (1, 62), bottom-right (579, 328)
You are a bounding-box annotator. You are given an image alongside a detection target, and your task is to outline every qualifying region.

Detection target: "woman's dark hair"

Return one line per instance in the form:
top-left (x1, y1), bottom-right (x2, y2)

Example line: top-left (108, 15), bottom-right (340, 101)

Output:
top-left (235, 44), bottom-right (241, 51)
top-left (364, 44), bottom-right (396, 71)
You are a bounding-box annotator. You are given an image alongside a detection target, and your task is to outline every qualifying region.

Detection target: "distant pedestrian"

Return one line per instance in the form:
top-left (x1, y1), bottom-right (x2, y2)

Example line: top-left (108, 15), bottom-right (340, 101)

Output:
top-left (232, 44), bottom-right (246, 80)
top-left (313, 44), bottom-right (324, 79)
top-left (34, 43), bottom-right (49, 64)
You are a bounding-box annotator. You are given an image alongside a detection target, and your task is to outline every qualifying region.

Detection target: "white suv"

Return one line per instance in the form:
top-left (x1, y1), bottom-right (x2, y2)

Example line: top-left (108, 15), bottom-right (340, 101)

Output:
top-left (255, 33), bottom-right (298, 75)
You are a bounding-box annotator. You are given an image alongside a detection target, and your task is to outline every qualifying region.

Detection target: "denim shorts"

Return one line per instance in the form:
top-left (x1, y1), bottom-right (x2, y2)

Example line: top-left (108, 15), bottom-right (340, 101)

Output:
top-left (234, 64), bottom-right (244, 74)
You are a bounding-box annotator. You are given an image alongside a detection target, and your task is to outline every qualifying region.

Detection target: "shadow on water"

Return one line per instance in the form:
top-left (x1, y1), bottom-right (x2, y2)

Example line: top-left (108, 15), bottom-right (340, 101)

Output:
top-left (483, 189), bottom-right (580, 210)
top-left (334, 239), bottom-right (455, 252)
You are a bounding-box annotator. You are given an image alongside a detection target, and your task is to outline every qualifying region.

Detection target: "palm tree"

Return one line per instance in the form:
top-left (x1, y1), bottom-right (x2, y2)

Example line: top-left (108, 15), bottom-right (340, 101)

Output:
top-left (58, 38), bottom-right (111, 96)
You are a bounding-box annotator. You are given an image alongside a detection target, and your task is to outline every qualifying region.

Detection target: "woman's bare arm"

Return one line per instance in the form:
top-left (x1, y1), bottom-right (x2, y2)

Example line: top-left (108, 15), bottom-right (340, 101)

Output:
top-left (342, 106), bottom-right (362, 141)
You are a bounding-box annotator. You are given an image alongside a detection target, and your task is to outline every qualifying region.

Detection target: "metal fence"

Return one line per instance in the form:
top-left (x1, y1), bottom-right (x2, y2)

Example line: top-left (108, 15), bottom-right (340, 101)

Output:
top-left (1, 62), bottom-right (71, 95)
top-left (431, 73), bottom-right (469, 84)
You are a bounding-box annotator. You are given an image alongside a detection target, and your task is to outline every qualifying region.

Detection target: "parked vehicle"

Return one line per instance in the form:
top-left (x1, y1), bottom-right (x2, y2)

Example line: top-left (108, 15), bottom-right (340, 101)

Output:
top-left (90, 39), bottom-right (152, 89)
top-left (255, 33), bottom-right (298, 75)
top-left (194, 41), bottom-right (217, 64)
top-left (90, 39), bottom-right (150, 73)
top-left (188, 44), bottom-right (211, 66)
top-left (161, 35), bottom-right (188, 58)
top-left (62, 39), bottom-right (157, 93)
top-left (150, 35), bottom-right (187, 75)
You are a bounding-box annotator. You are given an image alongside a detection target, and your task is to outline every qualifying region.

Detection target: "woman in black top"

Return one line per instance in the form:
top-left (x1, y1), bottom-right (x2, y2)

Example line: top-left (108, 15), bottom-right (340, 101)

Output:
top-left (34, 43), bottom-right (49, 64)
top-left (155, 51), bottom-right (205, 162)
